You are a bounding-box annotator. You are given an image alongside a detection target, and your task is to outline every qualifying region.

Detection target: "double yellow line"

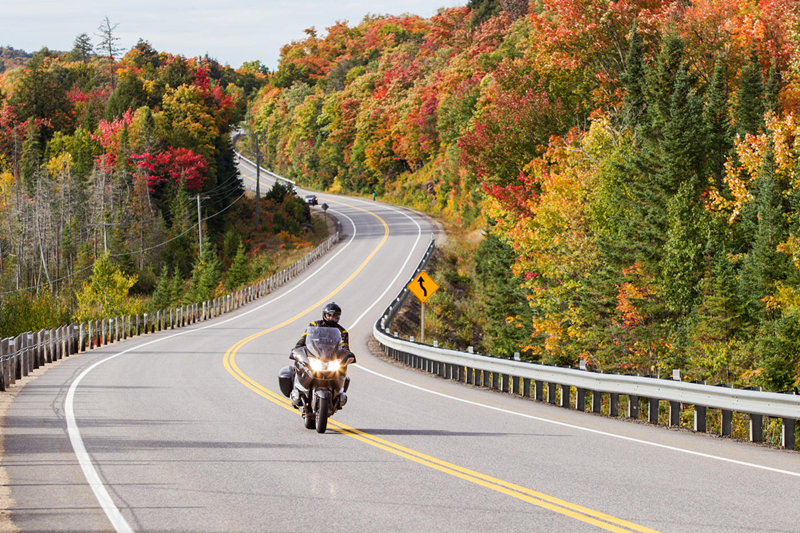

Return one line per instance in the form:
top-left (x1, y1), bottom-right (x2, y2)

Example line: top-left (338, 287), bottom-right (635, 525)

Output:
top-left (222, 202), bottom-right (661, 533)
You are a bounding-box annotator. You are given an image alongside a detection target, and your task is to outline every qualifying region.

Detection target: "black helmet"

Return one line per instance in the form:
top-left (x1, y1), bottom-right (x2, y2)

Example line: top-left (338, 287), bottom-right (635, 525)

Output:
top-left (322, 302), bottom-right (342, 324)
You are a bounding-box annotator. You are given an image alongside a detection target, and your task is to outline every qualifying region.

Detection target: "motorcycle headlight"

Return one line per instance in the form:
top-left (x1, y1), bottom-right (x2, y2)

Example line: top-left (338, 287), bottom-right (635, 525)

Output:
top-left (327, 360), bottom-right (341, 372)
top-left (308, 357), bottom-right (324, 372)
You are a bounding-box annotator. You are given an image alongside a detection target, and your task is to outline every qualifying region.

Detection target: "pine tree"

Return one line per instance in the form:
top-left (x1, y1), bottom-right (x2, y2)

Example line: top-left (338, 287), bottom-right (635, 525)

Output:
top-left (225, 243), bottom-right (250, 290)
top-left (646, 33), bottom-right (685, 133)
top-left (764, 61), bottom-right (780, 116)
top-left (69, 33), bottom-right (93, 63)
top-left (21, 117), bottom-right (41, 191)
top-left (659, 63), bottom-right (705, 196)
top-left (150, 266), bottom-right (172, 311)
top-left (474, 232), bottom-right (533, 357)
top-left (467, 0), bottom-right (501, 29)
top-left (733, 47), bottom-right (764, 137)
top-left (621, 20), bottom-right (646, 128)
top-left (704, 60), bottom-right (733, 190)
top-left (188, 246), bottom-right (221, 303)
top-left (739, 140), bottom-right (790, 317)
top-left (661, 181), bottom-right (707, 314)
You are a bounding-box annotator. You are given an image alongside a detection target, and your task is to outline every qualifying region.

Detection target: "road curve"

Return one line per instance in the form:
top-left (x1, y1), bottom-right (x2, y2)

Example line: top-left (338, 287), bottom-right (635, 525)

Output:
top-left (1, 162), bottom-right (798, 532)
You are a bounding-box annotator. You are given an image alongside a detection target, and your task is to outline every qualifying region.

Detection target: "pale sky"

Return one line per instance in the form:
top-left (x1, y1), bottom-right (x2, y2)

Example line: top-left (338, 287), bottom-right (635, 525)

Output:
top-left (0, 0), bottom-right (467, 70)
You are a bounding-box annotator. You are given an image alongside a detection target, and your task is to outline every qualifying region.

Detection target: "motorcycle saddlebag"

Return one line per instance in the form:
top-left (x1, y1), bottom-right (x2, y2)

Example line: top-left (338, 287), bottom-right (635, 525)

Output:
top-left (278, 365), bottom-right (295, 398)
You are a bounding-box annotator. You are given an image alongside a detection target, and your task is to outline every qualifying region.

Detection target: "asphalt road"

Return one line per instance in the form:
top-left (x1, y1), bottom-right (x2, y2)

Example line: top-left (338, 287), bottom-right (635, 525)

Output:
top-left (2, 161), bottom-right (799, 532)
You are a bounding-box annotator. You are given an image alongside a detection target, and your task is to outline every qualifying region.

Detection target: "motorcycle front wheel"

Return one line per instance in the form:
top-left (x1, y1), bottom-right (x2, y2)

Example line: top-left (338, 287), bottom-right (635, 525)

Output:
top-left (315, 396), bottom-right (329, 434)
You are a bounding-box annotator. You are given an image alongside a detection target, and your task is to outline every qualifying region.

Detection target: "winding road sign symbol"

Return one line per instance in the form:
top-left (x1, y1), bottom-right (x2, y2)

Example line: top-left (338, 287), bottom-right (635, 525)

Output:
top-left (407, 271), bottom-right (439, 304)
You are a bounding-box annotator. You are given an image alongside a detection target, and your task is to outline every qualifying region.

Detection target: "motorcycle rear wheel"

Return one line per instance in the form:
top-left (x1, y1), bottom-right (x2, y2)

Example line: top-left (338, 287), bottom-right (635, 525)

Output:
top-left (315, 397), bottom-right (329, 434)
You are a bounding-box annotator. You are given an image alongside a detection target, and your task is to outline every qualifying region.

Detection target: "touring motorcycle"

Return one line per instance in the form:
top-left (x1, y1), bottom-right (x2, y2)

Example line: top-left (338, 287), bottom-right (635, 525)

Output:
top-left (278, 327), bottom-right (355, 433)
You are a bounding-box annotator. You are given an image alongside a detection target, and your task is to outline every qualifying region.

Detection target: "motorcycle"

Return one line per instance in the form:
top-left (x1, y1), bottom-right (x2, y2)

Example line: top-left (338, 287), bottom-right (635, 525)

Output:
top-left (278, 327), bottom-right (356, 433)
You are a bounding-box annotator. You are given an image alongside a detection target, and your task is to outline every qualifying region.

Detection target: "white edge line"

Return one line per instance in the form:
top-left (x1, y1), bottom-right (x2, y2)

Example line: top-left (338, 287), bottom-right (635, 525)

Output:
top-left (353, 364), bottom-right (800, 478)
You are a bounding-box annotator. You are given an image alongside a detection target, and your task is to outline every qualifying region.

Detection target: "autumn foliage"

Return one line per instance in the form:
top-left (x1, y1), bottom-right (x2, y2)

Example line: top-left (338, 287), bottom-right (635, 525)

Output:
top-left (245, 0), bottom-right (800, 391)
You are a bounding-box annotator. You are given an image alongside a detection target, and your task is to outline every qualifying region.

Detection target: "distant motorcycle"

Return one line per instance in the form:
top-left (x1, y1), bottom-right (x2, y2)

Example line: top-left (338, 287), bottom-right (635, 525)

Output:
top-left (278, 327), bottom-right (355, 433)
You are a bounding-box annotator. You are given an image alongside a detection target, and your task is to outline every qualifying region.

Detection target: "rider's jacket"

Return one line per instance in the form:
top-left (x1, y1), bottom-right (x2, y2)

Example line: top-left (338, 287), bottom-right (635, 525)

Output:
top-left (294, 320), bottom-right (350, 351)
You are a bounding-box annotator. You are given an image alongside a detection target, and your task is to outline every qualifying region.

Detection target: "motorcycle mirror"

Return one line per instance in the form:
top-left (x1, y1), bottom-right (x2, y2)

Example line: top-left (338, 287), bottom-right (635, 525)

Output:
top-left (289, 353), bottom-right (297, 361)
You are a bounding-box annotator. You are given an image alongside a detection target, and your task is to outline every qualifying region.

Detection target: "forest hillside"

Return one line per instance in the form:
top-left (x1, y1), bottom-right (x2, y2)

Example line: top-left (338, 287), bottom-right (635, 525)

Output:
top-left (247, 0), bottom-right (800, 393)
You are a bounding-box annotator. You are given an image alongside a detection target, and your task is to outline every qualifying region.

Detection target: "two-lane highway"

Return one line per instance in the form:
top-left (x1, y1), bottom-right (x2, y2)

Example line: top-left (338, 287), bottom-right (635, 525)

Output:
top-left (1, 161), bottom-right (799, 531)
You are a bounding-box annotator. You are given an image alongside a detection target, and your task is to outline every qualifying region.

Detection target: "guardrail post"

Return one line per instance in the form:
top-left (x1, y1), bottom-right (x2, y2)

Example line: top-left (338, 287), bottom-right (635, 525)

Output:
top-left (750, 414), bottom-right (763, 442)
top-left (669, 401), bottom-right (681, 426)
top-left (115, 317), bottom-right (120, 343)
top-left (628, 395), bottom-right (639, 418)
top-left (535, 381), bottom-right (544, 401)
top-left (592, 391), bottom-right (602, 413)
top-left (11, 337), bottom-right (19, 381)
top-left (576, 388), bottom-right (585, 411)
top-left (20, 334), bottom-right (28, 377)
top-left (32, 331), bottom-right (40, 368)
top-left (27, 333), bottom-right (35, 371)
top-left (482, 370), bottom-right (491, 388)
top-left (499, 373), bottom-right (506, 392)
top-left (648, 398), bottom-right (659, 423)
top-left (42, 329), bottom-right (51, 364)
top-left (694, 405), bottom-right (706, 432)
top-left (511, 376), bottom-right (520, 395)
top-left (610, 393), bottom-right (619, 416)
top-left (0, 338), bottom-right (8, 391)
top-left (721, 409), bottom-right (733, 436)
top-left (523, 378), bottom-right (531, 398)
top-left (783, 419), bottom-right (796, 450)
top-left (79, 323), bottom-right (86, 352)
top-left (102, 319), bottom-right (107, 345)
top-left (547, 382), bottom-right (557, 404)
top-left (561, 384), bottom-right (571, 408)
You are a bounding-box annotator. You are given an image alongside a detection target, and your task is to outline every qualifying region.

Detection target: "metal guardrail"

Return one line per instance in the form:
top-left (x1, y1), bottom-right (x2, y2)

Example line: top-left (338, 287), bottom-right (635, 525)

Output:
top-left (0, 232), bottom-right (340, 393)
top-left (373, 237), bottom-right (799, 451)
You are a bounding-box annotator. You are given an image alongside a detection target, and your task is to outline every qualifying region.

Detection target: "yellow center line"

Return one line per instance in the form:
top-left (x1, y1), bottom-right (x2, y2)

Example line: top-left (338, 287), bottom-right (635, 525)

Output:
top-left (222, 201), bottom-right (661, 533)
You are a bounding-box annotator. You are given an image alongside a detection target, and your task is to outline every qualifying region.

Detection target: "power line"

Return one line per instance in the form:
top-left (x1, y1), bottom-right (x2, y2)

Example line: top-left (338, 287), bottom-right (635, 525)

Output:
top-left (1, 189), bottom-right (249, 296)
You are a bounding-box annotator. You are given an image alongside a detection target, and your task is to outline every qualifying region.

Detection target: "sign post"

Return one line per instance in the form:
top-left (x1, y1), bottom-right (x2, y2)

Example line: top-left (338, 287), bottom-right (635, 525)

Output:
top-left (407, 271), bottom-right (439, 343)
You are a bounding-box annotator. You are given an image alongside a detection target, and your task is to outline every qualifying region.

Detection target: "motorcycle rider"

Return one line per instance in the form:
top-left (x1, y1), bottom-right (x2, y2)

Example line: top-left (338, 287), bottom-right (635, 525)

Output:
top-left (294, 302), bottom-right (353, 359)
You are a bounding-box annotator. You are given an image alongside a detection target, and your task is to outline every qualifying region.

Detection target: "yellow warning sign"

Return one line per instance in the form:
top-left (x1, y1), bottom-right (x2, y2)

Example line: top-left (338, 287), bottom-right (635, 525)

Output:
top-left (407, 271), bottom-right (439, 304)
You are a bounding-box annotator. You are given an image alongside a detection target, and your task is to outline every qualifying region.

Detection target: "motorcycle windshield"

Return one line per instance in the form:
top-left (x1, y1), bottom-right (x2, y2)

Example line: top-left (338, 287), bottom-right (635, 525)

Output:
top-left (305, 327), bottom-right (342, 361)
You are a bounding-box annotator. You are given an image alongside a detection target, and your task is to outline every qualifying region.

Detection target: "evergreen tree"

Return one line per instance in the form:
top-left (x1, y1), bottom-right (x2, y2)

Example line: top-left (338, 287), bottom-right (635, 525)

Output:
top-left (739, 140), bottom-right (790, 317)
top-left (646, 33), bottom-right (685, 133)
top-left (164, 180), bottom-right (195, 277)
top-left (21, 117), bottom-right (41, 191)
top-left (467, 0), bottom-right (501, 29)
top-left (150, 266), bottom-right (172, 311)
top-left (661, 181), bottom-right (706, 314)
top-left (659, 64), bottom-right (705, 196)
top-left (764, 61), bottom-right (780, 116)
top-left (69, 33), bottom-right (93, 63)
top-left (225, 243), bottom-right (250, 290)
top-left (704, 60), bottom-right (733, 190)
top-left (474, 232), bottom-right (533, 357)
top-left (621, 20), bottom-right (646, 128)
top-left (733, 47), bottom-right (764, 137)
top-left (187, 246), bottom-right (221, 303)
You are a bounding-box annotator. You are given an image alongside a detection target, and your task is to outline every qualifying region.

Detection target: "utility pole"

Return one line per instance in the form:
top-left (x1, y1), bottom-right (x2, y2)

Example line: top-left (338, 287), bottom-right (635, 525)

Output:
top-left (192, 195), bottom-right (211, 255)
top-left (254, 132), bottom-right (261, 230)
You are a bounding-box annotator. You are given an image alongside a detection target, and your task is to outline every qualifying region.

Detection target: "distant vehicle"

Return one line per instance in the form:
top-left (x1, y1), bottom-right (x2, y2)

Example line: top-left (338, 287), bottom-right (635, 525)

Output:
top-left (304, 194), bottom-right (318, 206)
